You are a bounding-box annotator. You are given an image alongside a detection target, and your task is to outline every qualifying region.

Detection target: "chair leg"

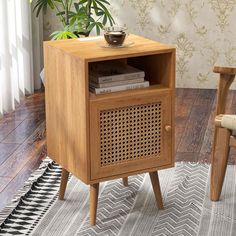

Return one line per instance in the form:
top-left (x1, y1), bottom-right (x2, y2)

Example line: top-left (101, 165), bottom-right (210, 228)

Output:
top-left (90, 183), bottom-right (99, 225)
top-left (122, 177), bottom-right (128, 187)
top-left (59, 168), bottom-right (69, 200)
top-left (211, 127), bottom-right (231, 201)
top-left (149, 171), bottom-right (163, 209)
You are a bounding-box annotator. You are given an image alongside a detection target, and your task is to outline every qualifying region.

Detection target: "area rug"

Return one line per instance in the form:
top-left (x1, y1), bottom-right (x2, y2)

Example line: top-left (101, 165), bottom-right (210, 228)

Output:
top-left (0, 159), bottom-right (236, 236)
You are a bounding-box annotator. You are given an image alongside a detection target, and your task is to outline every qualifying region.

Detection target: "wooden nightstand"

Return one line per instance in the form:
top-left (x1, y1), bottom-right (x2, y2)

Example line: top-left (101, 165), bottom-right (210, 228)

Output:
top-left (44, 34), bottom-right (175, 225)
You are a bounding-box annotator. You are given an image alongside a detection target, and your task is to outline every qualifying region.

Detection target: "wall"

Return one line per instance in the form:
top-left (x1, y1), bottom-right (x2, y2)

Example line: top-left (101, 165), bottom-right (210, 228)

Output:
top-left (43, 0), bottom-right (236, 89)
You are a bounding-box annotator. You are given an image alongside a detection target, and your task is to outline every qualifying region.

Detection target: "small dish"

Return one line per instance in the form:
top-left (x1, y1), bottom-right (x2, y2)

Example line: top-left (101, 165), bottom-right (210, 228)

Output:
top-left (96, 41), bottom-right (134, 48)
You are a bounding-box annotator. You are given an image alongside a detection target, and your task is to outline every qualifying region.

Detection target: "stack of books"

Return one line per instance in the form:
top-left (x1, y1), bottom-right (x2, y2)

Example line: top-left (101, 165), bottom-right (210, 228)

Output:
top-left (89, 61), bottom-right (149, 94)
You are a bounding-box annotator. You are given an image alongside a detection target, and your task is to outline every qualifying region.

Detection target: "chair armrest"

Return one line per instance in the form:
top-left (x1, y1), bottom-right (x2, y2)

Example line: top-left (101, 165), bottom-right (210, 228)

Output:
top-left (215, 114), bottom-right (236, 130)
top-left (213, 66), bottom-right (236, 76)
top-left (214, 66), bottom-right (236, 115)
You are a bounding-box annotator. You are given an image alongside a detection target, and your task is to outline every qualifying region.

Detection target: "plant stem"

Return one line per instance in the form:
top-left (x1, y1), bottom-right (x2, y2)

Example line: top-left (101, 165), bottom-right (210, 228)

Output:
top-left (68, 0), bottom-right (73, 11)
top-left (53, 2), bottom-right (67, 26)
top-left (61, 0), bottom-right (66, 9)
top-left (65, 0), bottom-right (69, 25)
top-left (85, 0), bottom-right (92, 36)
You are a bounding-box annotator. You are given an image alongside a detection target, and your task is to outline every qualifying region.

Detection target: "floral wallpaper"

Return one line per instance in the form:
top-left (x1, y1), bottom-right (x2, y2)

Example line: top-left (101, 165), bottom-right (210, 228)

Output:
top-left (43, 0), bottom-right (236, 89)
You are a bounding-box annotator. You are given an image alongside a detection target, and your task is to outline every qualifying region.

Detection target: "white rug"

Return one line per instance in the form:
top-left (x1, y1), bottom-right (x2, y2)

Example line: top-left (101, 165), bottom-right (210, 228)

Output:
top-left (0, 160), bottom-right (236, 236)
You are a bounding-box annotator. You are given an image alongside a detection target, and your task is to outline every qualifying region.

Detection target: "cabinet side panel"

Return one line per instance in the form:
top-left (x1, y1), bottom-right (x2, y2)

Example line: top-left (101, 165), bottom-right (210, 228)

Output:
top-left (44, 45), bottom-right (89, 183)
top-left (170, 50), bottom-right (176, 165)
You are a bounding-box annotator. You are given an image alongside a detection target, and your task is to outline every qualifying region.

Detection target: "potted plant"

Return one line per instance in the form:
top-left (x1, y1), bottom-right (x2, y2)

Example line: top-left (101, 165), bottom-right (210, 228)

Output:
top-left (30, 0), bottom-right (115, 40)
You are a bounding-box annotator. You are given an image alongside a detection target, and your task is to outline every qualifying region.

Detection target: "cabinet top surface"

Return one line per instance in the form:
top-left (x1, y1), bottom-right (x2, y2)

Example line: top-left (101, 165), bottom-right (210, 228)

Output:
top-left (44, 34), bottom-right (175, 61)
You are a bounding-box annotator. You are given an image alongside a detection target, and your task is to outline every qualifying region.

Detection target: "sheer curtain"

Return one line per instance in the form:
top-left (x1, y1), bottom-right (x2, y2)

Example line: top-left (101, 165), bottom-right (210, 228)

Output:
top-left (0, 0), bottom-right (43, 117)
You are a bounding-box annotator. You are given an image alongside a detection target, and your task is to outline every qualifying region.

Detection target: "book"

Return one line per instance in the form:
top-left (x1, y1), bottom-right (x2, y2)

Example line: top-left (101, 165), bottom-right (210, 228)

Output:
top-left (90, 77), bottom-right (144, 88)
top-left (89, 81), bottom-right (149, 94)
top-left (90, 61), bottom-right (145, 83)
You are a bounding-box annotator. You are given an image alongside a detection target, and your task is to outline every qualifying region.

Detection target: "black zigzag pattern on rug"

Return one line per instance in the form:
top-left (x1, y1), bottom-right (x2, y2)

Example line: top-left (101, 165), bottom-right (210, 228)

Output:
top-left (0, 162), bottom-right (61, 235)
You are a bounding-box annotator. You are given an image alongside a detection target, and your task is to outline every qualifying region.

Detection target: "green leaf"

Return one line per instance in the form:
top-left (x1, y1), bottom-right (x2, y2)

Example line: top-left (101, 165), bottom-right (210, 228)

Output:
top-left (69, 17), bottom-right (76, 26)
top-left (79, 0), bottom-right (88, 4)
top-left (50, 30), bottom-right (78, 40)
top-left (33, 0), bottom-right (55, 16)
top-left (47, 0), bottom-right (54, 9)
top-left (56, 11), bottom-right (65, 16)
top-left (102, 14), bottom-right (107, 25)
top-left (94, 0), bottom-right (110, 5)
top-left (87, 22), bottom-right (96, 31)
top-left (74, 2), bottom-right (80, 12)
top-left (96, 24), bottom-right (100, 35)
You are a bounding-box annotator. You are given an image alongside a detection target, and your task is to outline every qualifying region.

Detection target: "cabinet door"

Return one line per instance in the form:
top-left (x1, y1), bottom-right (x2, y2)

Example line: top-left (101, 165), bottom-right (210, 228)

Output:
top-left (89, 90), bottom-right (174, 180)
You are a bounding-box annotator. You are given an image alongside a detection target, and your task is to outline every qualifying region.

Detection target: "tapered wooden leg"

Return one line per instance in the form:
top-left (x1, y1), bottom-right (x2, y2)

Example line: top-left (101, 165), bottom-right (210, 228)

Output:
top-left (149, 171), bottom-right (163, 209)
top-left (211, 128), bottom-right (231, 201)
top-left (59, 168), bottom-right (69, 200)
top-left (90, 183), bottom-right (99, 225)
top-left (122, 177), bottom-right (128, 187)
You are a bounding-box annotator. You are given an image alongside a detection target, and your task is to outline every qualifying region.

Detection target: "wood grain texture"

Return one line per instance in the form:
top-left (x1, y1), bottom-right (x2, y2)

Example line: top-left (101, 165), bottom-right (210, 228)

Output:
top-left (0, 119), bottom-right (22, 142)
top-left (59, 168), bottom-right (69, 200)
top-left (44, 44), bottom-right (89, 183)
top-left (2, 118), bottom-right (43, 144)
top-left (0, 152), bottom-right (43, 209)
top-left (178, 90), bottom-right (215, 153)
top-left (90, 183), bottom-right (99, 225)
top-left (0, 122), bottom-right (46, 178)
top-left (122, 177), bottom-right (128, 187)
top-left (230, 136), bottom-right (236, 147)
top-left (175, 89), bottom-right (200, 151)
top-left (211, 128), bottom-right (231, 201)
top-left (0, 177), bottom-right (11, 192)
top-left (213, 66), bottom-right (236, 75)
top-left (149, 171), bottom-right (163, 209)
top-left (0, 143), bottom-right (19, 166)
top-left (44, 35), bottom-right (175, 62)
top-left (45, 35), bottom-right (175, 185)
top-left (0, 91), bottom-right (46, 211)
top-left (210, 67), bottom-right (236, 201)
top-left (44, 36), bottom-right (175, 224)
top-left (216, 75), bottom-right (235, 115)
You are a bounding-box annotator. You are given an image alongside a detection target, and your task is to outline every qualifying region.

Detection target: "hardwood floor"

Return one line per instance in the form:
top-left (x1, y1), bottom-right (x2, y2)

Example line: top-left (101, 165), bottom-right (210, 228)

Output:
top-left (0, 88), bottom-right (236, 211)
top-left (0, 91), bottom-right (46, 210)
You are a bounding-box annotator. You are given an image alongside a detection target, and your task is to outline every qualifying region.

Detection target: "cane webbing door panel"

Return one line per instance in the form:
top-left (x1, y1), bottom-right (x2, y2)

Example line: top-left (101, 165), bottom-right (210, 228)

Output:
top-left (90, 90), bottom-right (172, 180)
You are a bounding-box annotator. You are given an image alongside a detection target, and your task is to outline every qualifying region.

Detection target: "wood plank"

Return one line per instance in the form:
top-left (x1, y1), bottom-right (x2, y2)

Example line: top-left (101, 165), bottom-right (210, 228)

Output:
top-left (175, 152), bottom-right (200, 162)
top-left (0, 153), bottom-right (44, 211)
top-left (0, 122), bottom-right (46, 177)
top-left (0, 177), bottom-right (11, 192)
top-left (177, 89), bottom-right (215, 153)
top-left (0, 143), bottom-right (19, 166)
top-left (0, 118), bottom-right (22, 142)
top-left (198, 91), bottom-right (217, 158)
top-left (175, 89), bottom-right (199, 151)
top-left (2, 117), bottom-right (44, 144)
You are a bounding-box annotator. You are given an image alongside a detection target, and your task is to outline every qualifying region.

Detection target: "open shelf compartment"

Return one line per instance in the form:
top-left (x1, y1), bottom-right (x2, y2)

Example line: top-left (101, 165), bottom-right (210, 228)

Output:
top-left (88, 52), bottom-right (174, 99)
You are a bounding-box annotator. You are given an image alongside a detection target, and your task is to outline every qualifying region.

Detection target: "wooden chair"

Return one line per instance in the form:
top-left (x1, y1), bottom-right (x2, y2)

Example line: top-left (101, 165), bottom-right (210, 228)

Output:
top-left (210, 66), bottom-right (236, 201)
